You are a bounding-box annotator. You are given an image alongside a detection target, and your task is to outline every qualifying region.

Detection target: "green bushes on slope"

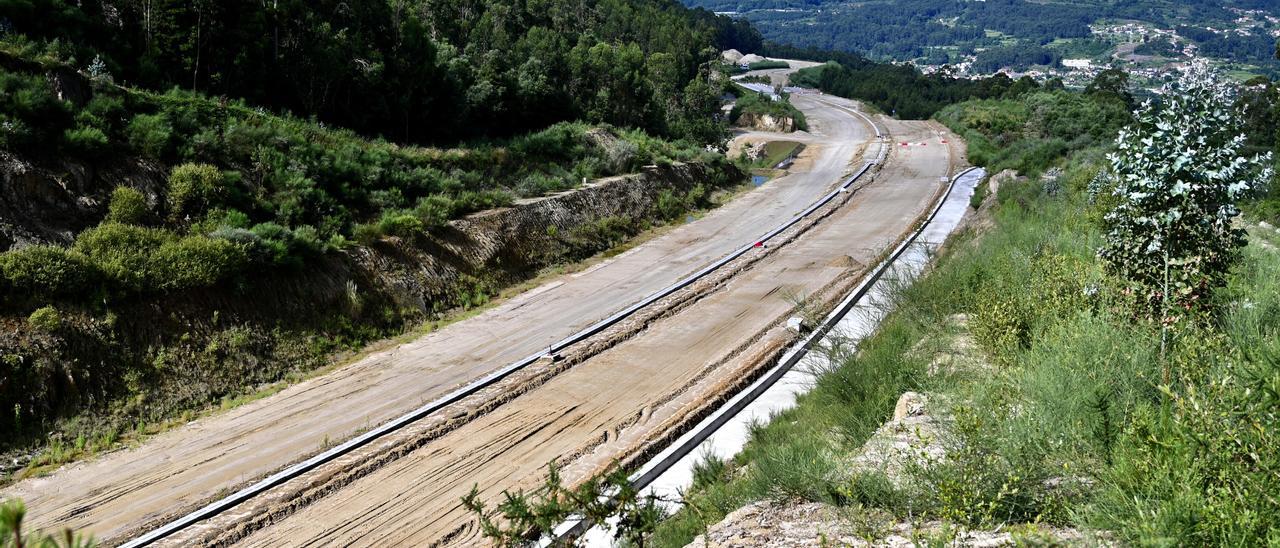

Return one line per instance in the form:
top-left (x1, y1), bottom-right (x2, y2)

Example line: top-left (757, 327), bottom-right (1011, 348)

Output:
top-left (730, 90), bottom-right (808, 131)
top-left (934, 89), bottom-right (1132, 175)
top-left (0, 58), bottom-right (730, 309)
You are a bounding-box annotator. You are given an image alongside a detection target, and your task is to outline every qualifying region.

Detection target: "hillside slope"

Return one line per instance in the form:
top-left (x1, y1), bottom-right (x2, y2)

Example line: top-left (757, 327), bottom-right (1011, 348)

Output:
top-left (0, 0), bottom-right (749, 476)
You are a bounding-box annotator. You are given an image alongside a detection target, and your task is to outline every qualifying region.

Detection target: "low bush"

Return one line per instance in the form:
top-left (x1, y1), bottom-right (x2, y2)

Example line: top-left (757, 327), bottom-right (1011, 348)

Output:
top-left (149, 236), bottom-right (249, 290)
top-left (105, 186), bottom-right (149, 225)
top-left (167, 163), bottom-right (227, 222)
top-left (72, 222), bottom-right (175, 291)
top-left (0, 245), bottom-right (99, 302)
top-left (125, 112), bottom-right (172, 159)
top-left (376, 210), bottom-right (425, 239)
top-left (27, 306), bottom-right (62, 332)
top-left (62, 125), bottom-right (109, 157)
top-left (969, 290), bottom-right (1030, 364)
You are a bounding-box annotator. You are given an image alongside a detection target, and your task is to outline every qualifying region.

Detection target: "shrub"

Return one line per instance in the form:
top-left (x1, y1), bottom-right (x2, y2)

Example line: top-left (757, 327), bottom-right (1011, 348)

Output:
top-left (27, 305), bottom-right (62, 332)
top-left (352, 223), bottom-right (383, 245)
top-left (73, 223), bottom-right (175, 291)
top-left (250, 222), bottom-right (296, 265)
top-left (126, 112), bottom-right (171, 158)
top-left (291, 225), bottom-right (327, 255)
top-left (517, 172), bottom-right (573, 196)
top-left (413, 195), bottom-right (455, 228)
top-left (192, 208), bottom-right (252, 234)
top-left (970, 291), bottom-right (1030, 364)
top-left (376, 211), bottom-right (424, 239)
top-left (62, 126), bottom-right (110, 157)
top-left (0, 245), bottom-right (99, 301)
top-left (655, 189), bottom-right (684, 220)
top-left (167, 163), bottom-right (225, 222)
top-left (0, 69), bottom-right (72, 151)
top-left (105, 186), bottom-right (149, 225)
top-left (150, 236), bottom-right (248, 290)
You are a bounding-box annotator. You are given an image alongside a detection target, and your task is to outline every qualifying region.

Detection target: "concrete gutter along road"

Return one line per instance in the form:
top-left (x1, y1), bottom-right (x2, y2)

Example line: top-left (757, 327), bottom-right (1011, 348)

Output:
top-left (0, 69), bottom-right (922, 544)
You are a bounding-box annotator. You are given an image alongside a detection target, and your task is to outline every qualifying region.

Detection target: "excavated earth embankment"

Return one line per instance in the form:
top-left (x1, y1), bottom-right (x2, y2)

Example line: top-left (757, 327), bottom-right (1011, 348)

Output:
top-left (0, 160), bottom-right (739, 477)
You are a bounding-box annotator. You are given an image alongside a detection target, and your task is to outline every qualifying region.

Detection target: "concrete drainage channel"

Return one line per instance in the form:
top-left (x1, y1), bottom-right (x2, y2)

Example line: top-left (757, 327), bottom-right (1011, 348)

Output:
top-left (560, 166), bottom-right (986, 546)
top-left (120, 112), bottom-right (889, 547)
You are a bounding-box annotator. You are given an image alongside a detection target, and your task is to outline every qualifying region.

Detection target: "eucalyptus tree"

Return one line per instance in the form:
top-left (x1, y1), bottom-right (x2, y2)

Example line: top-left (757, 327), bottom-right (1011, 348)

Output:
top-left (1097, 64), bottom-right (1274, 335)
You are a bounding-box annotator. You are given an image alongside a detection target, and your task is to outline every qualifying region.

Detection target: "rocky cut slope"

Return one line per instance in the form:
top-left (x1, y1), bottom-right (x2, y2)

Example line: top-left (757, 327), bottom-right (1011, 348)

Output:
top-left (1, 144), bottom-right (739, 476)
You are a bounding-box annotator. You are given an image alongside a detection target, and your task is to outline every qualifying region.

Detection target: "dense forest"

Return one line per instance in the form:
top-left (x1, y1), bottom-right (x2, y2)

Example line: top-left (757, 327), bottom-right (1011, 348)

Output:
top-left (971, 45), bottom-right (1063, 74)
top-left (4, 0), bottom-right (761, 143)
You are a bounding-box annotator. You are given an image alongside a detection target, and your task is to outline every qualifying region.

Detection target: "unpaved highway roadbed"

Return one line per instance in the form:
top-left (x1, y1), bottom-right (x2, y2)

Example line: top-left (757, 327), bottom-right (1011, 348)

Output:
top-left (3, 92), bottom-right (878, 545)
top-left (172, 113), bottom-right (959, 546)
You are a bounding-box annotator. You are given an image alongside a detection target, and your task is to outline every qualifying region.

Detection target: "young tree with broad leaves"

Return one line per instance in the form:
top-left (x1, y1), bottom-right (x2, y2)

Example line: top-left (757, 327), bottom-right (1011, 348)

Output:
top-left (1097, 64), bottom-right (1274, 336)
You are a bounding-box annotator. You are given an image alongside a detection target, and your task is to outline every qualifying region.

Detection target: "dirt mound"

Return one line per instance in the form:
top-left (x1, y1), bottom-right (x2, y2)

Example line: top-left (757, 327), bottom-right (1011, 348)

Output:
top-left (827, 255), bottom-right (864, 269)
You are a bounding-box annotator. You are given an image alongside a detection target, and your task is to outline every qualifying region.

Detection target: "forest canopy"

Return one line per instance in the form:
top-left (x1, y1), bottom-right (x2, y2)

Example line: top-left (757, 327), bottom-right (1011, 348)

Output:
top-left (2, 0), bottom-right (762, 143)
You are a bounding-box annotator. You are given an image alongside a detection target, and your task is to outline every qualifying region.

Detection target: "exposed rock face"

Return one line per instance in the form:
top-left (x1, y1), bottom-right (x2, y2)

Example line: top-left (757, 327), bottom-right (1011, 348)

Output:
top-left (844, 391), bottom-right (944, 490)
top-left (0, 160), bottom-right (739, 442)
top-left (341, 162), bottom-right (734, 316)
top-left (0, 151), bottom-right (167, 250)
top-left (46, 65), bottom-right (91, 106)
top-left (736, 112), bottom-right (797, 133)
top-left (722, 49), bottom-right (745, 65)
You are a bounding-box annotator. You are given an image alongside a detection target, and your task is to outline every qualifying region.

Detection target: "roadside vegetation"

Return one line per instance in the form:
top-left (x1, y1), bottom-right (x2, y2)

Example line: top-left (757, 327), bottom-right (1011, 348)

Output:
top-left (0, 60), bottom-right (720, 304)
top-left (729, 89), bottom-right (808, 131)
top-left (746, 60), bottom-right (790, 71)
top-left (1, 499), bottom-right (91, 547)
top-left (637, 67), bottom-right (1280, 546)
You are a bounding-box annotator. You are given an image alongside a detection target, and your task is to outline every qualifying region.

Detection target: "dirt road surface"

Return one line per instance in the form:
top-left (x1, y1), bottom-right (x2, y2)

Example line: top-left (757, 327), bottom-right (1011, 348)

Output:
top-left (202, 107), bottom-right (958, 546)
top-left (2, 87), bottom-right (878, 544)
